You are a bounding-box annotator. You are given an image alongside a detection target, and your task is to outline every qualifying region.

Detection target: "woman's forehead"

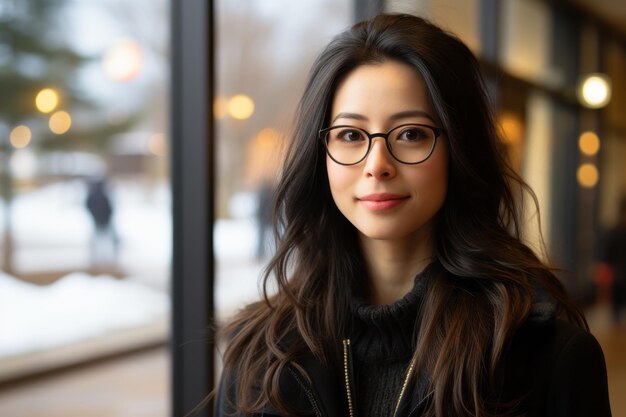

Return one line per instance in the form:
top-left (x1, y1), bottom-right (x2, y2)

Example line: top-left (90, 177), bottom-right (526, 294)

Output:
top-left (330, 61), bottom-right (436, 126)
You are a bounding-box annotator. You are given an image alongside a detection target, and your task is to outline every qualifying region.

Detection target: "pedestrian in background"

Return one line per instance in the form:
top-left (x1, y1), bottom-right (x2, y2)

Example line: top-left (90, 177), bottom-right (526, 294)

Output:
top-left (85, 177), bottom-right (119, 266)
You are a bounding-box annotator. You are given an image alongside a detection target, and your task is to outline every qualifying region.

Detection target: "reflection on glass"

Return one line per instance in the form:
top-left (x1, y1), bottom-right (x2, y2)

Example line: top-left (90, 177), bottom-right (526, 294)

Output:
top-left (0, 0), bottom-right (170, 393)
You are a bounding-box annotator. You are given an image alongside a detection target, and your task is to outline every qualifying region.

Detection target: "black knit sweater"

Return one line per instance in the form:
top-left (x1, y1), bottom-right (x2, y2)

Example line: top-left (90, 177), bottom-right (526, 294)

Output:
top-left (350, 262), bottom-right (439, 417)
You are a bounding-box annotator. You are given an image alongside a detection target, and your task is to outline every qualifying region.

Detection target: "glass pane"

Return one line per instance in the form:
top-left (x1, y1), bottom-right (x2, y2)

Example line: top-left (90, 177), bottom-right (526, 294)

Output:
top-left (385, 0), bottom-right (482, 54)
top-left (499, 0), bottom-right (558, 85)
top-left (214, 0), bottom-right (352, 320)
top-left (0, 0), bottom-right (170, 414)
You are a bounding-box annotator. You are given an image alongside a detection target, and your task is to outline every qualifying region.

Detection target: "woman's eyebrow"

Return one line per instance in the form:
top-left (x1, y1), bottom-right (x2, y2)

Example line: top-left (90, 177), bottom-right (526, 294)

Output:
top-left (331, 110), bottom-right (436, 124)
top-left (331, 112), bottom-right (368, 123)
top-left (388, 110), bottom-right (436, 123)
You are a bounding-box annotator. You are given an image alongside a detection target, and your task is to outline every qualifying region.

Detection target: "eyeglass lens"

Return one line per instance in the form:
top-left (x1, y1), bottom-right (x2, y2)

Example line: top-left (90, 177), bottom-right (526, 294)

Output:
top-left (324, 124), bottom-right (436, 165)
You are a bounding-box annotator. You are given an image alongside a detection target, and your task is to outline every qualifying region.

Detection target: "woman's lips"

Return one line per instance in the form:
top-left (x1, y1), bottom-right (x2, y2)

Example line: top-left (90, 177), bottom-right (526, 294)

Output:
top-left (358, 193), bottom-right (409, 211)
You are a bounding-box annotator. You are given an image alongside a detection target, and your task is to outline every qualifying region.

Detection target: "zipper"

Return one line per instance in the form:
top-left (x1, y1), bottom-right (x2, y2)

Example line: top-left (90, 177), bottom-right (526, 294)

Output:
top-left (342, 339), bottom-right (356, 417)
top-left (393, 355), bottom-right (417, 417)
top-left (287, 366), bottom-right (325, 417)
top-left (342, 338), bottom-right (418, 417)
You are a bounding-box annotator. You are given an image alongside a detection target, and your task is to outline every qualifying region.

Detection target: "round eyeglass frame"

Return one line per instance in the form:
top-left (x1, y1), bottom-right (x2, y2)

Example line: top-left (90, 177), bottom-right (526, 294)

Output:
top-left (318, 123), bottom-right (444, 166)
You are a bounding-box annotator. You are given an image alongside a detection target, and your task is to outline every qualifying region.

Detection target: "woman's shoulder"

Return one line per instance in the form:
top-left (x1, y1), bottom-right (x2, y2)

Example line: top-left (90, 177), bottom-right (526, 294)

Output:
top-left (501, 318), bottom-right (611, 416)
top-left (510, 318), bottom-right (602, 359)
top-left (504, 317), bottom-right (605, 374)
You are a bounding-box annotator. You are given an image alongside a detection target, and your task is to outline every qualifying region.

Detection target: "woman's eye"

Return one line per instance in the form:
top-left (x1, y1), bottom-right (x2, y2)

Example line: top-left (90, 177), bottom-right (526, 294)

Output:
top-left (338, 129), bottom-right (364, 142)
top-left (399, 127), bottom-right (428, 141)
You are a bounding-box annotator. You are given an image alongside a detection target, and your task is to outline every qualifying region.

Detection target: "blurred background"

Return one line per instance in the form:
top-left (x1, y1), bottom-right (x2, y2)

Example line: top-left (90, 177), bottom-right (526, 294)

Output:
top-left (0, 0), bottom-right (625, 416)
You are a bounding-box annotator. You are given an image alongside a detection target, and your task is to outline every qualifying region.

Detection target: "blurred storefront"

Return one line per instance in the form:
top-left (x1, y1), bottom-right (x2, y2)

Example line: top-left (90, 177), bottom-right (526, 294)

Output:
top-left (385, 0), bottom-right (626, 305)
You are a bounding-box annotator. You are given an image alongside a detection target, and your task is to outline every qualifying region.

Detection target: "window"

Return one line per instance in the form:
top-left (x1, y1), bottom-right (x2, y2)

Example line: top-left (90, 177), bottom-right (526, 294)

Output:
top-left (0, 0), bottom-right (170, 396)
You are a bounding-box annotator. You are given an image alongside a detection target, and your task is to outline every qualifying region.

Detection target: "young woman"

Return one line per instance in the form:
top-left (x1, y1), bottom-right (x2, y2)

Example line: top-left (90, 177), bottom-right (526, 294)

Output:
top-left (216, 13), bottom-right (611, 417)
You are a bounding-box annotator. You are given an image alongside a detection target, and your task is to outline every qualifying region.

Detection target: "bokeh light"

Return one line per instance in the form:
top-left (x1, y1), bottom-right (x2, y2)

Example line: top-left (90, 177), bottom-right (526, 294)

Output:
top-left (227, 94), bottom-right (255, 120)
top-left (49, 111), bottom-right (72, 135)
top-left (35, 88), bottom-right (59, 113)
top-left (578, 74), bottom-right (611, 109)
top-left (499, 112), bottom-right (524, 145)
top-left (10, 125), bottom-right (32, 148)
top-left (256, 128), bottom-right (280, 149)
top-left (579, 131), bottom-right (600, 156)
top-left (214, 96), bottom-right (229, 119)
top-left (577, 163), bottom-right (599, 188)
top-left (102, 38), bottom-right (144, 82)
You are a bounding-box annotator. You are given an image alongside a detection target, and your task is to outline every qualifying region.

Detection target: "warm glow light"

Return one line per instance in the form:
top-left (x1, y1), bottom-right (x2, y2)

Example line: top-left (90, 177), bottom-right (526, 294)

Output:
top-left (577, 163), bottom-right (599, 188)
top-left (49, 111), bottom-right (72, 134)
top-left (35, 88), bottom-right (59, 113)
top-left (227, 94), bottom-right (255, 120)
top-left (499, 112), bottom-right (524, 145)
top-left (148, 133), bottom-right (167, 156)
top-left (579, 131), bottom-right (600, 156)
top-left (102, 38), bottom-right (143, 81)
top-left (578, 74), bottom-right (611, 109)
top-left (214, 96), bottom-right (228, 119)
top-left (10, 125), bottom-right (32, 148)
top-left (256, 128), bottom-right (280, 149)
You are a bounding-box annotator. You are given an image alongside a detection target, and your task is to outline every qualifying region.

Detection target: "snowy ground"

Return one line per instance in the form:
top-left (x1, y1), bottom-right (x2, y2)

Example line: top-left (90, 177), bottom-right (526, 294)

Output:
top-left (0, 271), bottom-right (169, 357)
top-left (0, 179), bottom-right (266, 379)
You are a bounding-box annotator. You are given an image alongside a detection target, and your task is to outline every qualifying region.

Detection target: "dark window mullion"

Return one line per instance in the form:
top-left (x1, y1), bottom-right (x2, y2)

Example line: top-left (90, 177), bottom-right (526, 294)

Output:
top-left (171, 0), bottom-right (215, 415)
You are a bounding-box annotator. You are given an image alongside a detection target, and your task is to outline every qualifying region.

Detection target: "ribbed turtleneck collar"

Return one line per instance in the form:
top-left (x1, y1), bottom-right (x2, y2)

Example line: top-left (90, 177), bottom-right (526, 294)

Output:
top-left (350, 261), bottom-right (440, 364)
top-left (348, 260), bottom-right (556, 364)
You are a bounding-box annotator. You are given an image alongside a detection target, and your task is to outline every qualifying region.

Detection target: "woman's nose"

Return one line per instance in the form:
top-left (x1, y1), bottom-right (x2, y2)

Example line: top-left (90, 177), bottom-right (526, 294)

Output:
top-left (363, 137), bottom-right (397, 179)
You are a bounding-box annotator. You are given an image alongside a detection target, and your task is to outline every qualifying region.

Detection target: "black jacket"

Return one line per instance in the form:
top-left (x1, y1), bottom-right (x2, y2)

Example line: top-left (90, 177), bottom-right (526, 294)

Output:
top-left (216, 316), bottom-right (611, 417)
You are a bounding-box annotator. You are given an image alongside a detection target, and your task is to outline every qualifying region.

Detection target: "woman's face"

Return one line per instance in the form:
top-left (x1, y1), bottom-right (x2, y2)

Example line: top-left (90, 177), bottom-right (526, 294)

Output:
top-left (326, 60), bottom-right (448, 245)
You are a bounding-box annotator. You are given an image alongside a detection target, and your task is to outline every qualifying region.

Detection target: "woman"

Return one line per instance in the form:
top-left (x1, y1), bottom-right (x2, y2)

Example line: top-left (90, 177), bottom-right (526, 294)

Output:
top-left (216, 13), bottom-right (611, 417)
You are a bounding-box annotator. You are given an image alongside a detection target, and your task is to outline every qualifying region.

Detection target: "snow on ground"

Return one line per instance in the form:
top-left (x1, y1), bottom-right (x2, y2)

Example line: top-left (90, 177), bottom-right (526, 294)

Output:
top-left (0, 271), bottom-right (169, 357)
top-left (0, 179), bottom-right (267, 364)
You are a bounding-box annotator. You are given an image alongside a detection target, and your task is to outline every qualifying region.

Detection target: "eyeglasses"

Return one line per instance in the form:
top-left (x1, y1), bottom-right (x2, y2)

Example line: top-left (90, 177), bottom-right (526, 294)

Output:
top-left (319, 123), bottom-right (443, 165)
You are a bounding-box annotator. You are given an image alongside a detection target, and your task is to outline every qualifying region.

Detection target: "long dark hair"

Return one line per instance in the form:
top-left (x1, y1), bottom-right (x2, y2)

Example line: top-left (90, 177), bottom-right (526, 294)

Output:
top-left (221, 13), bottom-right (586, 417)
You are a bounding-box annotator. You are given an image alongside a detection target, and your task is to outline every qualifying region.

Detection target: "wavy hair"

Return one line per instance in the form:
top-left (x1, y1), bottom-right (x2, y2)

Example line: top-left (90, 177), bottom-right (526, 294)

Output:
top-left (221, 13), bottom-right (586, 417)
